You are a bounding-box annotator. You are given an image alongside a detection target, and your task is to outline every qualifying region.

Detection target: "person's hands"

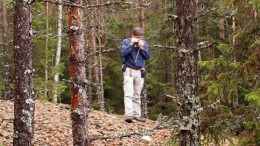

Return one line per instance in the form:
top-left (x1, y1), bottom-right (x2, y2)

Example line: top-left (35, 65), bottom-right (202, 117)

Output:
top-left (130, 37), bottom-right (139, 46)
top-left (138, 40), bottom-right (144, 49)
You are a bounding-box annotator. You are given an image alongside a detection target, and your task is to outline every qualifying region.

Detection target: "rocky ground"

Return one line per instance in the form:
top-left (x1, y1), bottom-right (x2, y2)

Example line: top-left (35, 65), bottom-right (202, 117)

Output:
top-left (0, 100), bottom-right (171, 146)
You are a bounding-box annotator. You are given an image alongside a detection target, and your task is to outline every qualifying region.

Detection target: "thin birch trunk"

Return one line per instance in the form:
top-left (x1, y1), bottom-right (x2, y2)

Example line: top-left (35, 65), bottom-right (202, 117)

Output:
top-left (97, 0), bottom-right (105, 111)
top-left (218, 18), bottom-right (225, 40)
top-left (53, 0), bottom-right (63, 103)
top-left (68, 0), bottom-right (88, 144)
top-left (87, 0), bottom-right (95, 104)
top-left (13, 0), bottom-right (35, 145)
top-left (2, 0), bottom-right (11, 100)
top-left (45, 2), bottom-right (49, 98)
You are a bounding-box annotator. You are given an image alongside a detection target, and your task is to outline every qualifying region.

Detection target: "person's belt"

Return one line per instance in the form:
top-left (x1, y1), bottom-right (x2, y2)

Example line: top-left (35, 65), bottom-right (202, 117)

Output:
top-left (127, 66), bottom-right (145, 70)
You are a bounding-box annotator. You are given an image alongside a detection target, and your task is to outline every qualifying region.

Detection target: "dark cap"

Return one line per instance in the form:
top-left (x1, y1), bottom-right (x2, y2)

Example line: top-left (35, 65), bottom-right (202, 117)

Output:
top-left (132, 27), bottom-right (144, 36)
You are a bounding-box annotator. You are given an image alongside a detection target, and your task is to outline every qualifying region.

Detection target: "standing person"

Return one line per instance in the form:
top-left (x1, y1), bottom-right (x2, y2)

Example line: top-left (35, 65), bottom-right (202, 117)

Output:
top-left (119, 27), bottom-right (150, 123)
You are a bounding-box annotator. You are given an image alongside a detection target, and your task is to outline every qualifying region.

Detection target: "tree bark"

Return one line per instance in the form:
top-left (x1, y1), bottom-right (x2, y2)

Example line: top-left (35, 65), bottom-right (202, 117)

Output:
top-left (96, 0), bottom-right (105, 111)
top-left (13, 0), bottom-right (35, 145)
top-left (139, 0), bottom-right (145, 29)
top-left (218, 18), bottom-right (225, 40)
top-left (87, 0), bottom-right (98, 107)
top-left (174, 0), bottom-right (201, 146)
top-left (68, 0), bottom-right (88, 145)
top-left (139, 0), bottom-right (148, 118)
top-left (53, 0), bottom-right (63, 103)
top-left (86, 0), bottom-right (93, 105)
top-left (2, 0), bottom-right (11, 100)
top-left (45, 2), bottom-right (49, 98)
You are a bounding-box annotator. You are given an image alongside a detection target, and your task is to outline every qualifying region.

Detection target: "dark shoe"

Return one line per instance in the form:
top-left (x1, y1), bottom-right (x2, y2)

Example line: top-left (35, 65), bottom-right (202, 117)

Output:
top-left (125, 117), bottom-right (132, 123)
top-left (133, 117), bottom-right (146, 122)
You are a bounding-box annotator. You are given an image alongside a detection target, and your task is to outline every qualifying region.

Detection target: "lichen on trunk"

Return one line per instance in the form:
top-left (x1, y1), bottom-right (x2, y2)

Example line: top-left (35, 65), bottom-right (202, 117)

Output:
top-left (68, 0), bottom-right (88, 145)
top-left (174, 0), bottom-right (201, 145)
top-left (13, 0), bottom-right (35, 145)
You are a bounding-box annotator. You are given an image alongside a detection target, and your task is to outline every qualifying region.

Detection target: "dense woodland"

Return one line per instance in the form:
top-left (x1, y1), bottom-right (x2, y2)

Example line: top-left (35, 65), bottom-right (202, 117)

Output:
top-left (0, 0), bottom-right (259, 145)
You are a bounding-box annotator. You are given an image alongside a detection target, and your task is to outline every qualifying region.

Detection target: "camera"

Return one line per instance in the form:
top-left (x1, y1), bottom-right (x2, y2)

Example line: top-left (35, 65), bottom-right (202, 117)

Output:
top-left (133, 40), bottom-right (140, 46)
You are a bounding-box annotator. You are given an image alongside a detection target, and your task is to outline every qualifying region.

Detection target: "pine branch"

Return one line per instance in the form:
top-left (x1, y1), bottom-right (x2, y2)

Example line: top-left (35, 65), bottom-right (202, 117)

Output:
top-left (38, 0), bottom-right (149, 9)
top-left (153, 41), bottom-right (216, 51)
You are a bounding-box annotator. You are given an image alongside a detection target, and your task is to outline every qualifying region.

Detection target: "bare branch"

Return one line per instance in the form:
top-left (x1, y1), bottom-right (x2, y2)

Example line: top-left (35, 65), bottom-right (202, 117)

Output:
top-left (154, 41), bottom-right (216, 51)
top-left (197, 100), bottom-right (220, 113)
top-left (197, 41), bottom-right (216, 51)
top-left (38, 0), bottom-right (149, 9)
top-left (86, 48), bottom-right (116, 57)
top-left (168, 14), bottom-right (178, 20)
top-left (153, 45), bottom-right (176, 49)
top-left (165, 94), bottom-right (177, 99)
top-left (87, 121), bottom-right (174, 144)
top-left (198, 8), bottom-right (218, 17)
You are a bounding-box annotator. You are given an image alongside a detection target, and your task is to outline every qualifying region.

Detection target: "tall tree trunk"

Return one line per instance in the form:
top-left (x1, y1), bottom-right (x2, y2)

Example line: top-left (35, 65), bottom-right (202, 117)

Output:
top-left (68, 0), bottom-right (88, 145)
top-left (2, 0), bottom-right (11, 100)
top-left (87, 60), bottom-right (93, 103)
top-left (139, 0), bottom-right (145, 29)
top-left (139, 0), bottom-right (148, 118)
top-left (97, 0), bottom-right (105, 111)
top-left (86, 0), bottom-right (95, 105)
top-left (53, 0), bottom-right (63, 103)
top-left (45, 2), bottom-right (49, 98)
top-left (87, 0), bottom-right (100, 109)
top-left (174, 0), bottom-right (201, 146)
top-left (13, 0), bottom-right (35, 145)
top-left (218, 18), bottom-right (225, 40)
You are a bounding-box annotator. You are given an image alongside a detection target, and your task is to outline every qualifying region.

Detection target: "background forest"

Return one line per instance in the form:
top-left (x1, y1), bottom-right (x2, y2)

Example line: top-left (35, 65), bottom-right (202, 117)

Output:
top-left (0, 0), bottom-right (259, 145)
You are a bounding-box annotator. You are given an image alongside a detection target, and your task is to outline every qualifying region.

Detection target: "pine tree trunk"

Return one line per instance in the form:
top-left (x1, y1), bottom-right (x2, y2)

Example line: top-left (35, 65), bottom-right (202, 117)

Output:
top-left (53, 0), bottom-right (63, 103)
top-left (139, 0), bottom-right (145, 29)
top-left (13, 1), bottom-right (35, 145)
top-left (174, 0), bottom-right (201, 145)
top-left (2, 1), bottom-right (11, 100)
top-left (139, 0), bottom-right (148, 118)
top-left (87, 0), bottom-right (100, 109)
top-left (87, 62), bottom-right (93, 103)
top-left (86, 0), bottom-right (94, 103)
top-left (68, 0), bottom-right (88, 145)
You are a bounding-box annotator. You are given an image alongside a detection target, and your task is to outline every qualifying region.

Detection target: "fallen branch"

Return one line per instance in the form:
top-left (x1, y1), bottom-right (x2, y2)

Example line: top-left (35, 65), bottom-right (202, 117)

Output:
top-left (87, 123), bottom-right (173, 144)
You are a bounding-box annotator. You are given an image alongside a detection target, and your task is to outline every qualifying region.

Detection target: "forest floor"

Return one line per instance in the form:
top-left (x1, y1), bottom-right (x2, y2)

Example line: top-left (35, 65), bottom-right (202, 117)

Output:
top-left (0, 99), bottom-right (171, 146)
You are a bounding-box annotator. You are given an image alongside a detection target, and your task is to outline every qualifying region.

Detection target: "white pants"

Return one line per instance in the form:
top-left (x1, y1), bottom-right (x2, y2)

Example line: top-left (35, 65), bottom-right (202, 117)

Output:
top-left (123, 68), bottom-right (144, 118)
